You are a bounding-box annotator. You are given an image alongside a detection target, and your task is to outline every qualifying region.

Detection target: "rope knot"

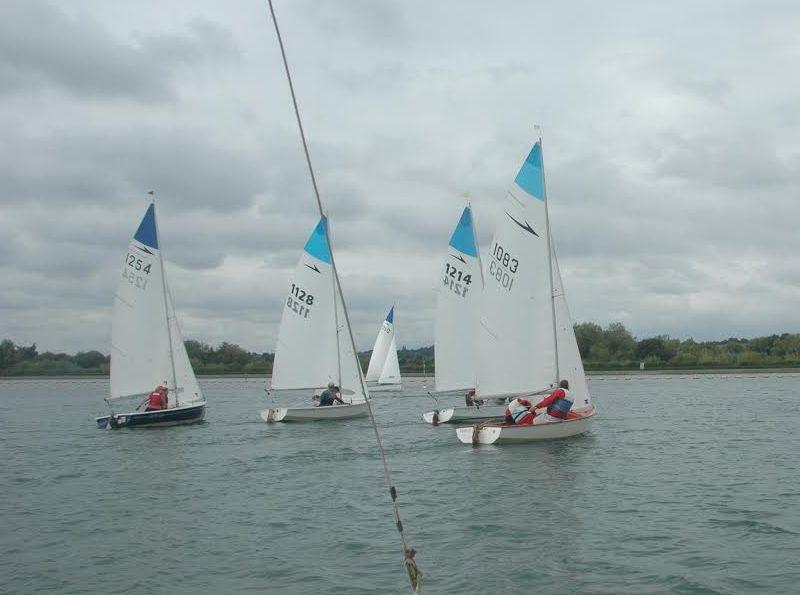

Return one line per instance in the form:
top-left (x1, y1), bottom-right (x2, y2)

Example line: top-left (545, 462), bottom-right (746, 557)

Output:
top-left (404, 548), bottom-right (422, 594)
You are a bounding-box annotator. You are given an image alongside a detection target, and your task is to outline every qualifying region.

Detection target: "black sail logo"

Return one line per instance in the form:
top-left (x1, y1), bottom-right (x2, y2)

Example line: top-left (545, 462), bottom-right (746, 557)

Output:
top-left (505, 211), bottom-right (539, 237)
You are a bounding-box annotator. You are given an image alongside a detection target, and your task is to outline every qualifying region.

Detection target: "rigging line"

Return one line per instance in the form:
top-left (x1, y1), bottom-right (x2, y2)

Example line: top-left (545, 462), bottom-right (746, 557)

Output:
top-left (265, 2), bottom-right (421, 592)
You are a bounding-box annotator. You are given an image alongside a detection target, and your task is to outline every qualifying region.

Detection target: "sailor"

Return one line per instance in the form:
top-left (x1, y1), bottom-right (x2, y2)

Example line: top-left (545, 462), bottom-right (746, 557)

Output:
top-left (145, 385), bottom-right (168, 411)
top-left (532, 380), bottom-right (573, 424)
top-left (318, 382), bottom-right (345, 407)
top-left (504, 396), bottom-right (534, 425)
top-left (464, 389), bottom-right (484, 407)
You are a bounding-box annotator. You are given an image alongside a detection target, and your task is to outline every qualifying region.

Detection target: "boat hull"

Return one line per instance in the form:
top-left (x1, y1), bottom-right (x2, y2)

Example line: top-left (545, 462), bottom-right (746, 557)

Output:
top-left (96, 403), bottom-right (206, 429)
top-left (366, 382), bottom-right (402, 393)
top-left (260, 401), bottom-right (369, 422)
top-left (456, 408), bottom-right (595, 444)
top-left (422, 405), bottom-right (507, 425)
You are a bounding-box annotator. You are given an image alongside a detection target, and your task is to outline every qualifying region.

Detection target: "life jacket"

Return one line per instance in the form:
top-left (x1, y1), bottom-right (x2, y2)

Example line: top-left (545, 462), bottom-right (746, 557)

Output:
top-left (546, 388), bottom-right (573, 419)
top-left (506, 398), bottom-right (532, 423)
top-left (147, 392), bottom-right (165, 410)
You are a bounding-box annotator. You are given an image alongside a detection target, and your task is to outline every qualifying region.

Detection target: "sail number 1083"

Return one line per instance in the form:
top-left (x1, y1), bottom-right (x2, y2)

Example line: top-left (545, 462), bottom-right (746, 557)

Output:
top-left (489, 242), bottom-right (518, 291)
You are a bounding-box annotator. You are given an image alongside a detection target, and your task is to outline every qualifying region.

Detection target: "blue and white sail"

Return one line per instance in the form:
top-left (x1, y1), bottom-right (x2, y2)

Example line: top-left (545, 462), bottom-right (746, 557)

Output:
top-left (476, 141), bottom-right (557, 398)
top-left (110, 202), bottom-right (203, 407)
top-left (271, 217), bottom-right (365, 401)
top-left (435, 205), bottom-right (484, 393)
top-left (366, 306), bottom-right (401, 386)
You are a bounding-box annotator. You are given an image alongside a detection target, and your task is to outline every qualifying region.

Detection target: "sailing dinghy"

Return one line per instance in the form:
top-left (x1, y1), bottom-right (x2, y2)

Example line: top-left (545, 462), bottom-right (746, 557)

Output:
top-left (96, 201), bottom-right (206, 429)
top-left (456, 137), bottom-right (595, 444)
top-left (260, 217), bottom-right (368, 422)
top-left (422, 205), bottom-right (507, 424)
top-left (365, 306), bottom-right (402, 393)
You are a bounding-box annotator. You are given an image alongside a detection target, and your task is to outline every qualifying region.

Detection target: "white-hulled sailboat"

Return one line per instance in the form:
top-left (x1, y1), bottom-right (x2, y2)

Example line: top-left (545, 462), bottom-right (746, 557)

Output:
top-left (365, 306), bottom-right (402, 393)
top-left (260, 217), bottom-right (368, 422)
top-left (422, 205), bottom-right (506, 424)
top-left (96, 201), bottom-right (206, 429)
top-left (456, 136), bottom-right (595, 444)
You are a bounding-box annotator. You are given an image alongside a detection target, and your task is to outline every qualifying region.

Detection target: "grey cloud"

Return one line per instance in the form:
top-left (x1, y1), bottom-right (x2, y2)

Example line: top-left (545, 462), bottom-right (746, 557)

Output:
top-left (0, 1), bottom-right (238, 101)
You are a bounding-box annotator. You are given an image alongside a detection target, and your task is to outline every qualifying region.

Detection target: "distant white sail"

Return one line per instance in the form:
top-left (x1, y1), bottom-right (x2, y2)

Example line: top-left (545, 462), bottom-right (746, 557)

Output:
top-left (110, 203), bottom-right (204, 406)
top-left (366, 307), bottom-right (401, 387)
top-left (434, 205), bottom-right (483, 393)
top-left (378, 336), bottom-right (401, 385)
top-left (551, 244), bottom-right (591, 410)
top-left (476, 141), bottom-right (557, 398)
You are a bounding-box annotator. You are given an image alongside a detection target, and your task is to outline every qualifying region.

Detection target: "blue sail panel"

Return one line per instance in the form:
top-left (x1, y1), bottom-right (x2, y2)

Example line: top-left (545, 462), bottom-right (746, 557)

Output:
top-left (133, 203), bottom-right (159, 249)
top-left (448, 206), bottom-right (478, 257)
top-left (385, 305), bottom-right (394, 324)
top-left (514, 141), bottom-right (545, 201)
top-left (303, 217), bottom-right (332, 264)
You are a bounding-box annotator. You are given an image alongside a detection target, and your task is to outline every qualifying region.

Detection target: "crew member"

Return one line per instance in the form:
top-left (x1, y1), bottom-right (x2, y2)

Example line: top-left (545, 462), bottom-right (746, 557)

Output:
top-left (504, 396), bottom-right (534, 425)
top-left (318, 382), bottom-right (346, 407)
top-left (532, 380), bottom-right (573, 424)
top-left (464, 389), bottom-right (484, 407)
top-left (145, 385), bottom-right (168, 411)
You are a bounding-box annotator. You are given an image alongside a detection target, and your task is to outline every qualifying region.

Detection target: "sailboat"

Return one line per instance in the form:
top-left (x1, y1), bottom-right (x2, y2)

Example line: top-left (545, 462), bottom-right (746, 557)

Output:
top-left (422, 205), bottom-right (506, 424)
top-left (456, 136), bottom-right (595, 444)
top-left (365, 306), bottom-right (402, 393)
top-left (96, 201), bottom-right (206, 429)
top-left (260, 217), bottom-right (369, 422)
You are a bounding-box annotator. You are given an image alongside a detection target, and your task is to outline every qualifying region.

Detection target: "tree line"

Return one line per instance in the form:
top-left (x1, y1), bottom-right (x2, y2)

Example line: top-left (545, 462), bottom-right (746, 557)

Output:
top-left (3, 322), bottom-right (800, 376)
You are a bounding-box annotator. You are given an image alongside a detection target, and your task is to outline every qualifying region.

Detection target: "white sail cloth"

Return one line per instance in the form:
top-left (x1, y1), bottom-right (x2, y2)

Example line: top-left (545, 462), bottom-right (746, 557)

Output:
top-left (271, 217), bottom-right (365, 402)
top-left (366, 307), bottom-right (401, 385)
top-left (110, 202), bottom-right (203, 407)
top-left (434, 205), bottom-right (483, 393)
top-left (476, 141), bottom-right (556, 398)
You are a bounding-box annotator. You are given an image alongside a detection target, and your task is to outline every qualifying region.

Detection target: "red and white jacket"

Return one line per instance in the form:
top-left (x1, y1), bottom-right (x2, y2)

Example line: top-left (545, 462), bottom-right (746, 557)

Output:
top-left (535, 388), bottom-right (573, 419)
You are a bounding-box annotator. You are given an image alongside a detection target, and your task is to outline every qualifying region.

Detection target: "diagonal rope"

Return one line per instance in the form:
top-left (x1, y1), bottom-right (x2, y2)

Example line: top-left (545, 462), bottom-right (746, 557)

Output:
top-left (264, 2), bottom-right (421, 592)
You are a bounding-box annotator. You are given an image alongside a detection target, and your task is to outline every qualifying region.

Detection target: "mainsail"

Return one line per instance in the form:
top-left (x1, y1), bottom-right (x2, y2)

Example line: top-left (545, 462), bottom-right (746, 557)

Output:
top-left (271, 217), bottom-right (365, 401)
top-left (110, 203), bottom-right (203, 406)
top-left (366, 307), bottom-right (401, 386)
top-left (476, 141), bottom-right (557, 398)
top-left (434, 205), bottom-right (483, 393)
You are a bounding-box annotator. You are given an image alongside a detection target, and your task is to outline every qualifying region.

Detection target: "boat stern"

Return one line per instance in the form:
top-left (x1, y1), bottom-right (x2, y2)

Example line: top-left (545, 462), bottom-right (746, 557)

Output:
top-left (260, 408), bottom-right (288, 423)
top-left (456, 425), bottom-right (503, 445)
top-left (422, 408), bottom-right (454, 425)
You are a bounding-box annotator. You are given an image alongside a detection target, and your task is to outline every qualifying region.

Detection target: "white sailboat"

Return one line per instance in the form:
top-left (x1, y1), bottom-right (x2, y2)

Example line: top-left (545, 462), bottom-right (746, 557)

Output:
top-left (365, 306), bottom-right (402, 393)
top-left (456, 136), bottom-right (595, 444)
top-left (96, 201), bottom-right (206, 429)
top-left (422, 205), bottom-right (506, 424)
top-left (260, 217), bottom-right (369, 422)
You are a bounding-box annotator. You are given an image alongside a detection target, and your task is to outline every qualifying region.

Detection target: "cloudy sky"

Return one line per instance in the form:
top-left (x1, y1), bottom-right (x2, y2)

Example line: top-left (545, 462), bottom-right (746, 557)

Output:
top-left (1, 0), bottom-right (799, 354)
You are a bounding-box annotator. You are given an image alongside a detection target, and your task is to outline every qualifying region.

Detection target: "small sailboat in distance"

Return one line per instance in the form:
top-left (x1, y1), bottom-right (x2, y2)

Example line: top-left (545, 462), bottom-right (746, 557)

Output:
top-left (456, 135), bottom-right (595, 444)
top-left (365, 306), bottom-right (402, 393)
top-left (422, 204), bottom-right (506, 424)
top-left (260, 217), bottom-right (369, 422)
top-left (96, 199), bottom-right (206, 429)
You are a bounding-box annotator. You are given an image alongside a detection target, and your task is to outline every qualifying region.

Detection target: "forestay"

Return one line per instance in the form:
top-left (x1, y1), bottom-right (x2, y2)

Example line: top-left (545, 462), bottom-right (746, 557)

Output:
top-left (476, 141), bottom-right (557, 398)
top-left (435, 205), bottom-right (483, 393)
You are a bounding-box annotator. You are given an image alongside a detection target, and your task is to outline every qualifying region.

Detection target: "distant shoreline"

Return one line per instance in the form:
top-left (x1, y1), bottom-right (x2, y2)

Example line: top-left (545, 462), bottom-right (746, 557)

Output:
top-left (3, 368), bottom-right (800, 381)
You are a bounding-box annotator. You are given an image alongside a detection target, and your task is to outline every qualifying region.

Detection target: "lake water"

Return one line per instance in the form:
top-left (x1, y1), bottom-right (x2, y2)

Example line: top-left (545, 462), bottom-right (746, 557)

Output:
top-left (1, 374), bottom-right (799, 594)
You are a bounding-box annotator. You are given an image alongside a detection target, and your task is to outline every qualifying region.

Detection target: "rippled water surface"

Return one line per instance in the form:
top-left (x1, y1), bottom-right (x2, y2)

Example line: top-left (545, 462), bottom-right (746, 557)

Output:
top-left (2, 374), bottom-right (799, 594)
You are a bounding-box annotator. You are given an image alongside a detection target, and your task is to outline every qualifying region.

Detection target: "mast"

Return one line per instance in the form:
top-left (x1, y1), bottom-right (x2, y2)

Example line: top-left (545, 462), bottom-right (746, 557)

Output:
top-left (265, 4), bottom-right (419, 590)
top-left (329, 216), bottom-right (343, 389)
top-left (466, 199), bottom-right (485, 286)
top-left (538, 130), bottom-right (560, 384)
top-left (152, 194), bottom-right (179, 406)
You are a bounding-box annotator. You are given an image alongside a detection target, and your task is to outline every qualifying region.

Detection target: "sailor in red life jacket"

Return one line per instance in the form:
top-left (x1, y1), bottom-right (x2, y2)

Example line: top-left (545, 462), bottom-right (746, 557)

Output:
top-left (145, 385), bottom-right (169, 412)
top-left (532, 379), bottom-right (573, 424)
top-left (504, 397), bottom-right (535, 425)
